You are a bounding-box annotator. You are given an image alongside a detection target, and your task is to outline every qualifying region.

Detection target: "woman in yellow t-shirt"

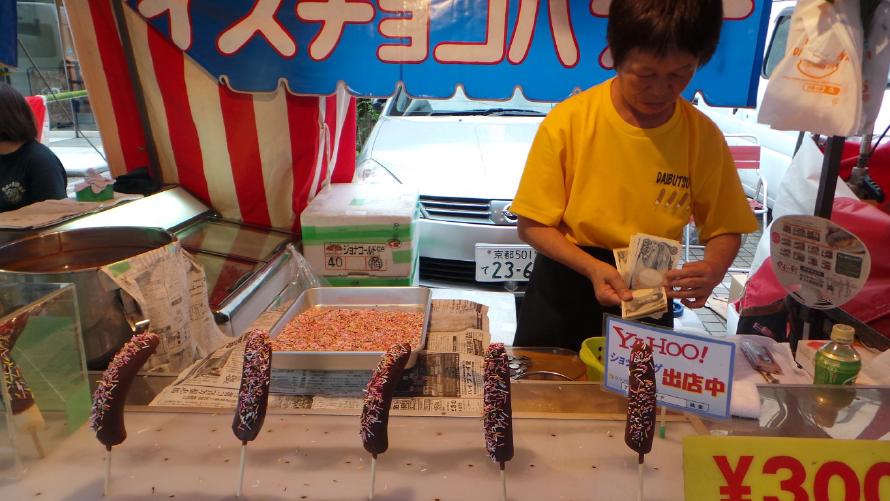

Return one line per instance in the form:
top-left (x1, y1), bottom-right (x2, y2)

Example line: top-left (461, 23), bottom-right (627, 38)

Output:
top-left (511, 0), bottom-right (757, 350)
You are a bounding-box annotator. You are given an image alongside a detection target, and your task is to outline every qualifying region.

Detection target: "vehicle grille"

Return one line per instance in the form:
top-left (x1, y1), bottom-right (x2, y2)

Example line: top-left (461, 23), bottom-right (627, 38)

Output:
top-left (419, 257), bottom-right (527, 292)
top-left (419, 196), bottom-right (493, 224)
top-left (419, 256), bottom-right (477, 283)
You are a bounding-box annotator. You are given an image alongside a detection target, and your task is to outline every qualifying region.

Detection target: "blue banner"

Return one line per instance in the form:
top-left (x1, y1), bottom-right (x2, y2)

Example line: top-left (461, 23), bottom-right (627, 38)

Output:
top-left (128, 0), bottom-right (770, 106)
top-left (0, 0), bottom-right (15, 68)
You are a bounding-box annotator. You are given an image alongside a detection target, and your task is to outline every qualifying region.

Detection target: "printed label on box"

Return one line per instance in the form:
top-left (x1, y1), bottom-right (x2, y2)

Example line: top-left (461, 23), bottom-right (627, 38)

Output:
top-left (323, 242), bottom-right (390, 272)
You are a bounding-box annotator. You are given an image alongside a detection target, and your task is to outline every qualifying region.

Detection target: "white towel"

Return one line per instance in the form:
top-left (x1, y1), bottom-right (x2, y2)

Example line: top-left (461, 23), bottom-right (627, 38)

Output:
top-left (729, 335), bottom-right (811, 419)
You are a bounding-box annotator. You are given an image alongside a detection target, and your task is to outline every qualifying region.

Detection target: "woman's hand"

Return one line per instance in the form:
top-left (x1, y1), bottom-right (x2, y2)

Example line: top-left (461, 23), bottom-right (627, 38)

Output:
top-left (588, 262), bottom-right (633, 307)
top-left (664, 260), bottom-right (723, 308)
top-left (665, 233), bottom-right (742, 308)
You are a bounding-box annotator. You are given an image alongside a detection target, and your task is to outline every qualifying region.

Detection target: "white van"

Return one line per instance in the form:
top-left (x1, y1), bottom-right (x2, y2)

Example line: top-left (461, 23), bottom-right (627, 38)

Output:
top-left (696, 0), bottom-right (890, 208)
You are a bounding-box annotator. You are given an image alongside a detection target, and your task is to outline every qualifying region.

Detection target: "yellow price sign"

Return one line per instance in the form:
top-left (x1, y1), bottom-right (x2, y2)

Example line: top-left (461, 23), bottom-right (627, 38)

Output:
top-left (684, 436), bottom-right (890, 500)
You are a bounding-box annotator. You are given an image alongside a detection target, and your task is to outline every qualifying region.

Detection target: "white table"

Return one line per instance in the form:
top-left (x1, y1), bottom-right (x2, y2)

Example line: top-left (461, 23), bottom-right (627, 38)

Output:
top-left (0, 410), bottom-right (693, 500)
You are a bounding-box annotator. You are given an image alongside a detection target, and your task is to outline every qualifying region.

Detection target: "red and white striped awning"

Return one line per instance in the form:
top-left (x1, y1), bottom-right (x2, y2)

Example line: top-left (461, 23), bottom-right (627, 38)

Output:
top-left (65, 0), bottom-right (356, 233)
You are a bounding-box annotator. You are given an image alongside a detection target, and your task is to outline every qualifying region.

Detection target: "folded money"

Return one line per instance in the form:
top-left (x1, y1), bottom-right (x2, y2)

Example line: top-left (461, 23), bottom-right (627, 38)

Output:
top-left (613, 247), bottom-right (629, 283)
top-left (625, 234), bottom-right (681, 290)
top-left (621, 287), bottom-right (668, 321)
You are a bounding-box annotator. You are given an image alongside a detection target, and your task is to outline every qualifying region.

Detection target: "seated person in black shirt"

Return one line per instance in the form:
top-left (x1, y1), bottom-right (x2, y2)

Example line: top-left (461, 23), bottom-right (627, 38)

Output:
top-left (0, 83), bottom-right (67, 212)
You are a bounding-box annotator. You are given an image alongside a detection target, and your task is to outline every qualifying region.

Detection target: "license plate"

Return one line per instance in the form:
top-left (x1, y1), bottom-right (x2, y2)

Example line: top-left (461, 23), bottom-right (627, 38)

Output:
top-left (475, 244), bottom-right (536, 282)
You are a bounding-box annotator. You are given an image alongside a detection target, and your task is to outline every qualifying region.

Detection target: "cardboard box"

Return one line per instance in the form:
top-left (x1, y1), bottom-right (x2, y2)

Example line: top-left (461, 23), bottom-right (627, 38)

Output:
top-left (301, 184), bottom-right (419, 282)
top-left (729, 273), bottom-right (749, 303)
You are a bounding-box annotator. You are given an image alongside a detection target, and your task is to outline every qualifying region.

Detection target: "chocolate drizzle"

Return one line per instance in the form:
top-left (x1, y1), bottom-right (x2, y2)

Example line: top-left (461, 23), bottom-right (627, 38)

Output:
top-left (360, 343), bottom-right (411, 456)
top-left (483, 343), bottom-right (514, 465)
top-left (624, 341), bottom-right (657, 461)
top-left (91, 332), bottom-right (160, 448)
top-left (232, 330), bottom-right (272, 443)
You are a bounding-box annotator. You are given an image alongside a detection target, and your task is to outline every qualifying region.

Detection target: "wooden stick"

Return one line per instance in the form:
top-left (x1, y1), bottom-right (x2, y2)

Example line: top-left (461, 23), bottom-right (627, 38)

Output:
top-left (236, 442), bottom-right (247, 498)
top-left (369, 455), bottom-right (377, 500)
top-left (31, 430), bottom-right (45, 459)
top-left (638, 454), bottom-right (644, 501)
top-left (104, 447), bottom-right (112, 497)
top-left (500, 462), bottom-right (507, 501)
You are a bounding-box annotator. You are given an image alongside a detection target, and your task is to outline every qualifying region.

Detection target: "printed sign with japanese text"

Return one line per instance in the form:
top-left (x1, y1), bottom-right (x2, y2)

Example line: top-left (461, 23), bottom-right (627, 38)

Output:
top-left (603, 315), bottom-right (735, 420)
top-left (770, 215), bottom-right (871, 309)
top-left (683, 436), bottom-right (890, 500)
top-left (126, 0), bottom-right (770, 105)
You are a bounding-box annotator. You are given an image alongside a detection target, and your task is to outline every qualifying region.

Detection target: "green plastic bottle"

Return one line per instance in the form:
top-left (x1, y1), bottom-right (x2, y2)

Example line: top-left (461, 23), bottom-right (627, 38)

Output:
top-left (813, 324), bottom-right (861, 385)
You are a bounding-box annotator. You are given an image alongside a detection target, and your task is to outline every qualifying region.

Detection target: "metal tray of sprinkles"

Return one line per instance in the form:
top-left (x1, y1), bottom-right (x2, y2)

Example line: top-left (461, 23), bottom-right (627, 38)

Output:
top-left (268, 286), bottom-right (431, 370)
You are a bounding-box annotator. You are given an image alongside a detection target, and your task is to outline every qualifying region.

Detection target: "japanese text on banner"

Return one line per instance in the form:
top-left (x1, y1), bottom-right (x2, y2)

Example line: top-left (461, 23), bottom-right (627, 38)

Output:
top-left (126, 0), bottom-right (768, 104)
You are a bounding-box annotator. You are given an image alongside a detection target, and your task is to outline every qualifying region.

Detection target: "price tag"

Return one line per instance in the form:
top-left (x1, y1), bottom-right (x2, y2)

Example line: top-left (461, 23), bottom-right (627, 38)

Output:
top-left (684, 436), bottom-right (890, 500)
top-left (603, 316), bottom-right (735, 420)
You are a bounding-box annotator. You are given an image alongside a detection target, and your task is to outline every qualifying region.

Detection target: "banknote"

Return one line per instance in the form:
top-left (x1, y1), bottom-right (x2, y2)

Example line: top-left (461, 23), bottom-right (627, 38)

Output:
top-left (625, 234), bottom-right (681, 290)
top-left (613, 247), bottom-right (629, 283)
top-left (621, 287), bottom-right (668, 320)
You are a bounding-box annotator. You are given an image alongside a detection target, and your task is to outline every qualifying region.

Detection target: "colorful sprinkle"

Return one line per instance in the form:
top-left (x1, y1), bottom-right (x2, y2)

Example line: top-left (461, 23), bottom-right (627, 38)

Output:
top-left (233, 330), bottom-right (272, 442)
top-left (90, 332), bottom-right (160, 432)
top-left (624, 341), bottom-right (657, 457)
top-left (0, 312), bottom-right (33, 414)
top-left (483, 343), bottom-right (513, 464)
top-left (1, 351), bottom-right (34, 414)
top-left (273, 308), bottom-right (423, 352)
top-left (360, 343), bottom-right (411, 452)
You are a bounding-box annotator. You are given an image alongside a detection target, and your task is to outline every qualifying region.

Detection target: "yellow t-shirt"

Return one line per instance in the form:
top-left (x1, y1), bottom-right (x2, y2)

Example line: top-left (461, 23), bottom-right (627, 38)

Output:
top-left (511, 79), bottom-right (758, 249)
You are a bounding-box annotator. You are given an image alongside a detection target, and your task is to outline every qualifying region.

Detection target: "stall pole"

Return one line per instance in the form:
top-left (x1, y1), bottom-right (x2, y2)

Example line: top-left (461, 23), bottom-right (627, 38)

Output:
top-left (109, 0), bottom-right (163, 184)
top-left (814, 136), bottom-right (846, 219)
top-left (794, 135), bottom-right (846, 351)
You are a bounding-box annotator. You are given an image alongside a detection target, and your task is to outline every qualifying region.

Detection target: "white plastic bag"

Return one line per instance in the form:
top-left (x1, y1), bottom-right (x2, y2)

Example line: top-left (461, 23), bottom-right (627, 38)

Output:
top-left (750, 138), bottom-right (859, 273)
top-left (758, 0), bottom-right (864, 136)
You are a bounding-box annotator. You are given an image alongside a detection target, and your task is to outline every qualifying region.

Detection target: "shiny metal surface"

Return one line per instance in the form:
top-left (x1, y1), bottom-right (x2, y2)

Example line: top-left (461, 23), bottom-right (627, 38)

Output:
top-left (269, 286), bottom-right (432, 370)
top-left (0, 227), bottom-right (174, 369)
top-left (217, 250), bottom-right (299, 338)
top-left (176, 219), bottom-right (291, 263)
top-left (757, 384), bottom-right (890, 440)
top-left (53, 186), bottom-right (211, 234)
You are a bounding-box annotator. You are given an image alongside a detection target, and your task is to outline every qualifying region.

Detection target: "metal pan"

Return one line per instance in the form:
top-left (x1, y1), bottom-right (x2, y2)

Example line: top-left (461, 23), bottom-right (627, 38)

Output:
top-left (269, 286), bottom-right (431, 370)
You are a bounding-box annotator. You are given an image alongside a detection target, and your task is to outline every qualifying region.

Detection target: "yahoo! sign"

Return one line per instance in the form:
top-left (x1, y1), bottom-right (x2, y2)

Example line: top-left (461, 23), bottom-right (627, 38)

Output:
top-left (130, 0), bottom-right (769, 104)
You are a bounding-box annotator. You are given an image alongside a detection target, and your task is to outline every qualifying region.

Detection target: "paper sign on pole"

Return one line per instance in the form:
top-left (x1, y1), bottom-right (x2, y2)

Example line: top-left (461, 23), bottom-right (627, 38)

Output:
top-left (603, 315), bottom-right (735, 420)
top-left (770, 215), bottom-right (871, 309)
top-left (683, 436), bottom-right (890, 500)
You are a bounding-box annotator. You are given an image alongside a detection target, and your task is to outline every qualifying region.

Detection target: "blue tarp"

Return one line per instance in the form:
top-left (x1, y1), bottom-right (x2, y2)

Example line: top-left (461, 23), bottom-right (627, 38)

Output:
top-left (129, 0), bottom-right (770, 106)
top-left (0, 0), bottom-right (15, 68)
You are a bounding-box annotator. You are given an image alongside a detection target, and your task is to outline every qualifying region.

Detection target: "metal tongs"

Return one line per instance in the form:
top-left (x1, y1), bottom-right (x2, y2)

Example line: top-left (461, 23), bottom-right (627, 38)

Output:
top-left (740, 340), bottom-right (782, 384)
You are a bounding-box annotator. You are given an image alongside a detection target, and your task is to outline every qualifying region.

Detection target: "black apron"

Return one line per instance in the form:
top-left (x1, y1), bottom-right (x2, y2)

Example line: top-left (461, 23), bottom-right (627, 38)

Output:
top-left (514, 247), bottom-right (673, 351)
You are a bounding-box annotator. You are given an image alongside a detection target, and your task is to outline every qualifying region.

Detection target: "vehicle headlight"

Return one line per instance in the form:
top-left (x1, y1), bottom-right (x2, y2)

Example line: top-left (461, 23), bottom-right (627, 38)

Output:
top-left (354, 158), bottom-right (401, 184)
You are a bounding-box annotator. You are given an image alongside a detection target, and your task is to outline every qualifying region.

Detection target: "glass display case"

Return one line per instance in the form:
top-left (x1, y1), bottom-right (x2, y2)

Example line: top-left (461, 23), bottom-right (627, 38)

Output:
top-left (0, 283), bottom-right (89, 480)
top-left (174, 219), bottom-right (293, 312)
top-left (1, 186), bottom-right (304, 340)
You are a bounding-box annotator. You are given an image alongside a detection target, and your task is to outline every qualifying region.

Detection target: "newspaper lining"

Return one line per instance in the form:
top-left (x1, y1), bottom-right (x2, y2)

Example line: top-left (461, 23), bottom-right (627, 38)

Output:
top-left (0, 196), bottom-right (140, 229)
top-left (100, 243), bottom-right (230, 373)
top-left (150, 298), bottom-right (491, 417)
